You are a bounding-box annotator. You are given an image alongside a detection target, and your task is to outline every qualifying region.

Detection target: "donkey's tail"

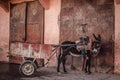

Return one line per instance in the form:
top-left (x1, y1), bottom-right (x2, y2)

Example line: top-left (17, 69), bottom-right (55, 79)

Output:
top-left (58, 47), bottom-right (62, 60)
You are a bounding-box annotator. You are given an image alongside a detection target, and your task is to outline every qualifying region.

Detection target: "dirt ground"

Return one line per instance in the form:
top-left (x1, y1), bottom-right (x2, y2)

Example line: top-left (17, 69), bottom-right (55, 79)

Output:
top-left (22, 67), bottom-right (120, 80)
top-left (0, 66), bottom-right (120, 80)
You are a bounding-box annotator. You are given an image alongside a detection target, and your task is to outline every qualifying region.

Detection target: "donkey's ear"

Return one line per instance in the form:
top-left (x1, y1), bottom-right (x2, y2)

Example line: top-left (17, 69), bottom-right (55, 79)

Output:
top-left (98, 34), bottom-right (101, 41)
top-left (93, 33), bottom-right (97, 40)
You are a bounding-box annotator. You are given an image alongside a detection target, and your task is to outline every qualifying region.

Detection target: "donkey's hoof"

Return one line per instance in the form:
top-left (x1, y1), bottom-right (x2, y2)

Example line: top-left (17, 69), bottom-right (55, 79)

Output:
top-left (85, 70), bottom-right (87, 73)
top-left (88, 72), bottom-right (91, 75)
top-left (71, 65), bottom-right (76, 70)
top-left (64, 71), bottom-right (68, 74)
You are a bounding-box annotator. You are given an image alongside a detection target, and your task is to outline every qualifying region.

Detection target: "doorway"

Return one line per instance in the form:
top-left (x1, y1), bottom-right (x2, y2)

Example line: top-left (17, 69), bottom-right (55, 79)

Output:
top-left (10, 0), bottom-right (44, 44)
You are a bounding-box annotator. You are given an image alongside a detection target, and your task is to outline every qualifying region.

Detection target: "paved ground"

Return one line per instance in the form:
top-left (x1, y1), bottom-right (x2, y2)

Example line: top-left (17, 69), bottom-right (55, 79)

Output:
top-left (1, 67), bottom-right (120, 80)
top-left (22, 67), bottom-right (120, 80)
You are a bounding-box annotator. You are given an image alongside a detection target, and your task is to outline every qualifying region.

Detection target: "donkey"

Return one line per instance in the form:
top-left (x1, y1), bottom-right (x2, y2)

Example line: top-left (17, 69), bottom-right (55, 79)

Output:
top-left (57, 37), bottom-right (91, 73)
top-left (91, 34), bottom-right (102, 72)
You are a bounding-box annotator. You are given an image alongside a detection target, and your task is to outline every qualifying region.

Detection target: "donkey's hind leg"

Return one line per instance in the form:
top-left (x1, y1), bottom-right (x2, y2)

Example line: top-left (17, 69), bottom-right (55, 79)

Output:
top-left (57, 55), bottom-right (62, 72)
top-left (62, 56), bottom-right (67, 73)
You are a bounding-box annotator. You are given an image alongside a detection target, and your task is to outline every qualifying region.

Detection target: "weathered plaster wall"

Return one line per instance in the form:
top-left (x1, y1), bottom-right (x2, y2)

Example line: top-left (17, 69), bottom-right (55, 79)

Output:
top-left (0, 7), bottom-right (9, 62)
top-left (60, 0), bottom-right (114, 43)
top-left (114, 1), bottom-right (120, 74)
top-left (60, 0), bottom-right (114, 67)
top-left (44, 0), bottom-right (61, 44)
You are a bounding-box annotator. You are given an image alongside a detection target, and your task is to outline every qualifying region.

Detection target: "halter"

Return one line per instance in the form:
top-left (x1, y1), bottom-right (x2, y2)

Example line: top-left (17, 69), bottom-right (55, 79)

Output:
top-left (91, 41), bottom-right (101, 57)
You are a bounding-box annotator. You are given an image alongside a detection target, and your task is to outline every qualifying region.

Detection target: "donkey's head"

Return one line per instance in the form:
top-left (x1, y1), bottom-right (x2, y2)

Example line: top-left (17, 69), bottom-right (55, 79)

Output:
top-left (91, 34), bottom-right (102, 57)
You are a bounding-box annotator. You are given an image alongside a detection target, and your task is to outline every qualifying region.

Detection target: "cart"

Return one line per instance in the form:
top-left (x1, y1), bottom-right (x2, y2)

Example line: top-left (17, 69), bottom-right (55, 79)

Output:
top-left (8, 43), bottom-right (59, 76)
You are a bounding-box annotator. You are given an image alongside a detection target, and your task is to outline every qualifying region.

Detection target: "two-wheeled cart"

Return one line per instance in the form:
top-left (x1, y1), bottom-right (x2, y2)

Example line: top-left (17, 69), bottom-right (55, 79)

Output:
top-left (8, 43), bottom-right (59, 76)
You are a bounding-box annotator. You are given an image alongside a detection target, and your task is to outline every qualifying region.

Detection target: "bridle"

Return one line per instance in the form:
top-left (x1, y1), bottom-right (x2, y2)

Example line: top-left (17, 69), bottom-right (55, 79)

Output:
top-left (91, 41), bottom-right (101, 57)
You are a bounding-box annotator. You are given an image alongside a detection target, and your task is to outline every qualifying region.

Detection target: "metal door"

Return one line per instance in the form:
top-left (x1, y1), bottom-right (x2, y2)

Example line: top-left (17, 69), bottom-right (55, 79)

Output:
top-left (26, 1), bottom-right (44, 43)
top-left (10, 3), bottom-right (26, 42)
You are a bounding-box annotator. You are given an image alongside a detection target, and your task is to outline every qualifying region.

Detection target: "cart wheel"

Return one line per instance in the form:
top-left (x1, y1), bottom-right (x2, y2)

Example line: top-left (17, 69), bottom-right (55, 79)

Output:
top-left (19, 60), bottom-right (37, 76)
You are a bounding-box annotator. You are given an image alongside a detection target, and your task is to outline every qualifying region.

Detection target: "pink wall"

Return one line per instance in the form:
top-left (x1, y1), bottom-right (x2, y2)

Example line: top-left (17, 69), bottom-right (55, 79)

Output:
top-left (114, 1), bottom-right (120, 74)
top-left (0, 7), bottom-right (9, 62)
top-left (44, 0), bottom-right (61, 45)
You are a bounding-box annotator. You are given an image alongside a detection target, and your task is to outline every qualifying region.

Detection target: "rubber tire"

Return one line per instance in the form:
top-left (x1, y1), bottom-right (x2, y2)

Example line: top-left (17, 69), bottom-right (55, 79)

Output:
top-left (19, 60), bottom-right (37, 77)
